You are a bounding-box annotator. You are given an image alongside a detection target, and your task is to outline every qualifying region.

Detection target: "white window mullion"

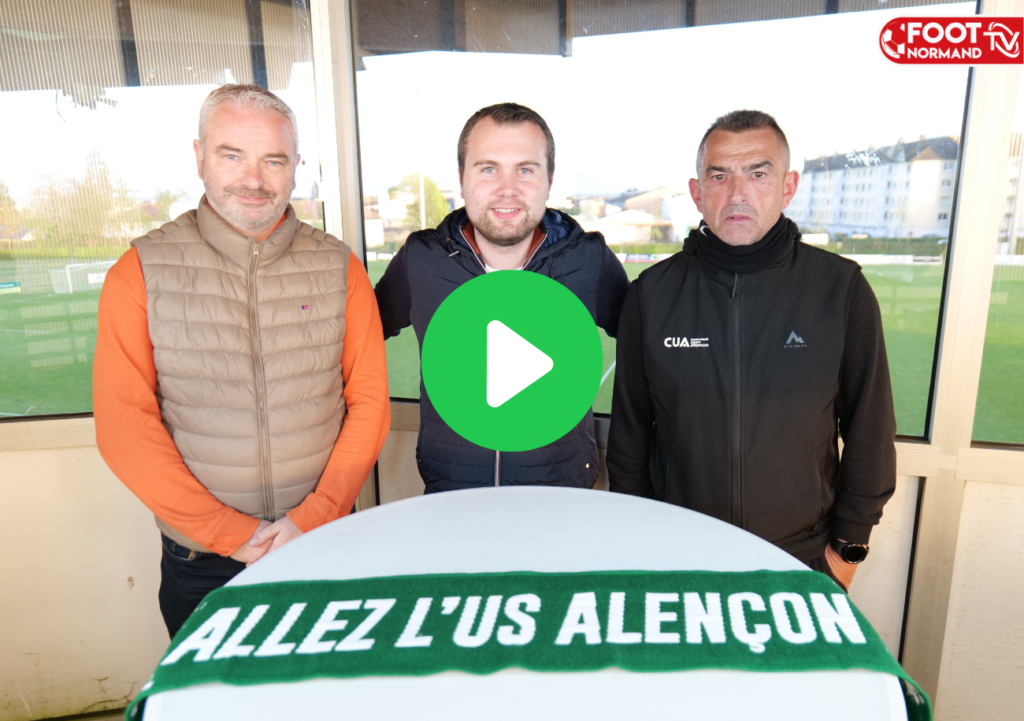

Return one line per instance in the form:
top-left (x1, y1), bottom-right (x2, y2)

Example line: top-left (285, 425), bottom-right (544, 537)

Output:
top-left (309, 0), bottom-right (366, 262)
top-left (900, 0), bottom-right (1024, 700)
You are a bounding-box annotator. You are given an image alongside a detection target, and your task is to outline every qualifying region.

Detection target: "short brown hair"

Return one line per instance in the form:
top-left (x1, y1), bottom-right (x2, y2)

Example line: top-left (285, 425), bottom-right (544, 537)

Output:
top-left (458, 103), bottom-right (555, 180)
top-left (696, 110), bottom-right (790, 173)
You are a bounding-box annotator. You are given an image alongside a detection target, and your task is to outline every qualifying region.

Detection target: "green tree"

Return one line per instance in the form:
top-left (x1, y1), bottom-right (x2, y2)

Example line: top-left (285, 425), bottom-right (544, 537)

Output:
top-left (0, 181), bottom-right (21, 234)
top-left (152, 189), bottom-right (187, 221)
top-left (389, 174), bottom-right (450, 231)
top-left (27, 151), bottom-right (144, 248)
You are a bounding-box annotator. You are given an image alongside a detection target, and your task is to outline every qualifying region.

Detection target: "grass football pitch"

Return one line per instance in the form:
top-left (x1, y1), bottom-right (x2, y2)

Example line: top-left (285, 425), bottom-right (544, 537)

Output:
top-left (366, 259), bottom-right (1024, 444)
top-left (0, 257), bottom-right (1021, 444)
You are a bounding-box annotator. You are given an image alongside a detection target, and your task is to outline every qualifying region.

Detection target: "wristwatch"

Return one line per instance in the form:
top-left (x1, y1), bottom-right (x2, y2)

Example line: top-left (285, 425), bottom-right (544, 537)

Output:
top-left (829, 538), bottom-right (870, 564)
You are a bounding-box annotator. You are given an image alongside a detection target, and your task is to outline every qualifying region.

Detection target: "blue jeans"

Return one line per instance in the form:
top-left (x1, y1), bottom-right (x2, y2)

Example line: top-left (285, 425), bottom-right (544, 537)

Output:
top-left (158, 534), bottom-right (245, 638)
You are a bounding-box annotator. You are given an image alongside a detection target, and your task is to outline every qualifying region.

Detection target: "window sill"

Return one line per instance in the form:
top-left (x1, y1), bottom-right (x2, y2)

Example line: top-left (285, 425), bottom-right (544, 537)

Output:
top-left (0, 416), bottom-right (97, 453)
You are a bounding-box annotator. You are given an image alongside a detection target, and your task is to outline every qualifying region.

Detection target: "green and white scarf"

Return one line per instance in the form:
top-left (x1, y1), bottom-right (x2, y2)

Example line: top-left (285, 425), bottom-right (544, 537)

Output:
top-left (127, 570), bottom-right (930, 720)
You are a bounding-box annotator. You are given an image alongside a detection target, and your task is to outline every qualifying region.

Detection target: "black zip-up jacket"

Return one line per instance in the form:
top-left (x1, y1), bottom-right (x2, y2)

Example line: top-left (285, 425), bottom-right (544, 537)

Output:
top-left (607, 217), bottom-right (896, 562)
top-left (375, 208), bottom-right (630, 492)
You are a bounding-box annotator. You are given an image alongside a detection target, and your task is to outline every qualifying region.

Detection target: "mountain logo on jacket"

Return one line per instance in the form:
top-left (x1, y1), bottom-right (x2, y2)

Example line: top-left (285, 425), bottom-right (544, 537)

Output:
top-left (784, 331), bottom-right (807, 348)
top-left (663, 337), bottom-right (709, 349)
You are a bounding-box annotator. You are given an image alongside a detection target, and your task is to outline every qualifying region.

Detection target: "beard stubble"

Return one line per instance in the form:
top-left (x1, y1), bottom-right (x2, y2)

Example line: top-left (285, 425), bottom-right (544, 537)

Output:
top-left (202, 166), bottom-right (292, 236)
top-left (473, 208), bottom-right (538, 248)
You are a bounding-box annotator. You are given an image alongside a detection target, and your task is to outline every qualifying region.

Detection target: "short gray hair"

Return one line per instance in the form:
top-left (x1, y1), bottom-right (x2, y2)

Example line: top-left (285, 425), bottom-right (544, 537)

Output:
top-left (696, 110), bottom-right (790, 174)
top-left (198, 84), bottom-right (298, 152)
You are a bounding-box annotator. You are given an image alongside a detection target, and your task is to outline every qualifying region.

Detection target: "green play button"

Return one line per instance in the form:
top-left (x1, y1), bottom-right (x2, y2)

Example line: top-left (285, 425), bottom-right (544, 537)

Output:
top-left (421, 271), bottom-right (604, 452)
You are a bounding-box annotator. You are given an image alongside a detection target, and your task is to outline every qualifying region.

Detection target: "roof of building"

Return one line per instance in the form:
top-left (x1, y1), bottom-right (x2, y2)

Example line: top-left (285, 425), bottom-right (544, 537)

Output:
top-left (0, 224), bottom-right (31, 241)
top-left (802, 136), bottom-right (959, 173)
top-left (624, 186), bottom-right (677, 204)
top-left (605, 188), bottom-right (651, 207)
top-left (573, 187), bottom-right (680, 207)
top-left (594, 208), bottom-right (671, 225)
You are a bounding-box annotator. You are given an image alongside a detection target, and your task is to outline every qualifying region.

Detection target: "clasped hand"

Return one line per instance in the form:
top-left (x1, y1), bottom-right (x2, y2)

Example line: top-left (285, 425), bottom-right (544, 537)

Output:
top-left (229, 516), bottom-right (304, 566)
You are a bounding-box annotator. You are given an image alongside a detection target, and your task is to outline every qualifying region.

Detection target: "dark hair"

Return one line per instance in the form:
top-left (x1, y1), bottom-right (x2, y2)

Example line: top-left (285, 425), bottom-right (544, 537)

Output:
top-left (696, 110), bottom-right (790, 173)
top-left (458, 103), bottom-right (555, 180)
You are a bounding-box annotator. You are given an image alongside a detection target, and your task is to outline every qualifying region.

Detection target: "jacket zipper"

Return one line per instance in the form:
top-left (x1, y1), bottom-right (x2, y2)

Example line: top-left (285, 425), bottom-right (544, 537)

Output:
top-left (521, 230), bottom-right (547, 270)
top-left (248, 241), bottom-right (274, 520)
top-left (456, 227), bottom-right (488, 273)
top-left (457, 225), bottom-right (548, 272)
top-left (730, 272), bottom-right (743, 528)
top-left (452, 220), bottom-right (543, 489)
top-left (450, 225), bottom-right (501, 483)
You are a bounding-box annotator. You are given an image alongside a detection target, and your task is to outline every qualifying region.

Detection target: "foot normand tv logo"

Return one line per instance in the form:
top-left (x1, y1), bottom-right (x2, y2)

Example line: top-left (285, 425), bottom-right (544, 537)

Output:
top-left (880, 17), bottom-right (1023, 64)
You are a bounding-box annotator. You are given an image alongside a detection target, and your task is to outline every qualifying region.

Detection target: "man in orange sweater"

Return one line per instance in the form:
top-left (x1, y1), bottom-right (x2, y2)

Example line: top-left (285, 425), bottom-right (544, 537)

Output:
top-left (94, 84), bottom-right (390, 637)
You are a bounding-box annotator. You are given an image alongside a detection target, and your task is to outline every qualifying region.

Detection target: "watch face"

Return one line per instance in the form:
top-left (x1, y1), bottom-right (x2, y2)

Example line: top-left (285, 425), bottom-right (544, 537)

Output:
top-left (842, 544), bottom-right (869, 564)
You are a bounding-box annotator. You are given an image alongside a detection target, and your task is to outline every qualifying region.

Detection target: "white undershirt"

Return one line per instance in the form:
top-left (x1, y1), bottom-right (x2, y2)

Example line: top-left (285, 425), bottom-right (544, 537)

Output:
top-left (483, 263), bottom-right (525, 273)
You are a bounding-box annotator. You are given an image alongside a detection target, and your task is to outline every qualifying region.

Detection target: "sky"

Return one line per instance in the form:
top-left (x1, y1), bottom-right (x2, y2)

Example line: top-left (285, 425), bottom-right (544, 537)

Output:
top-left (355, 1), bottom-right (978, 202)
top-left (2, 1), bottom-right (1016, 213)
top-left (0, 67), bottom-right (323, 210)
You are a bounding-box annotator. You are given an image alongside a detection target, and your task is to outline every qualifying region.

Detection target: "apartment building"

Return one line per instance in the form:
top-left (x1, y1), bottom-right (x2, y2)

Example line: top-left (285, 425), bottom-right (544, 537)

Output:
top-left (1000, 133), bottom-right (1024, 255)
top-left (788, 136), bottom-right (958, 239)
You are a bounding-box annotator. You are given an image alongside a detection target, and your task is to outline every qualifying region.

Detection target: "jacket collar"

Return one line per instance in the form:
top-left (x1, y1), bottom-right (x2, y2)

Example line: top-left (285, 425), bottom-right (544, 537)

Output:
top-left (683, 214), bottom-right (798, 286)
top-left (197, 195), bottom-right (297, 268)
top-left (441, 207), bottom-right (581, 264)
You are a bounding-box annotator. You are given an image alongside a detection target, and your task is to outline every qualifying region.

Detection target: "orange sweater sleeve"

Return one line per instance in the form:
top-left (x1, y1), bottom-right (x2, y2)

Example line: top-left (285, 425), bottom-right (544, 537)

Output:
top-left (93, 247), bottom-right (260, 556)
top-left (287, 258), bottom-right (391, 533)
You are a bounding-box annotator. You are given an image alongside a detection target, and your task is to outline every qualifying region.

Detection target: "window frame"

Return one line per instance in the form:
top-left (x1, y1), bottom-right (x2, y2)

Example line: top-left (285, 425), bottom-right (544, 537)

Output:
top-left (0, 0), bottom-right (350, 432)
top-left (3, 0), bottom-right (1024, 704)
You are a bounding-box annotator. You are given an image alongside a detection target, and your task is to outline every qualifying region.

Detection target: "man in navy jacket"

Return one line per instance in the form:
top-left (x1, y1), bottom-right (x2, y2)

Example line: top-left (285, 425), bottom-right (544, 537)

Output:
top-left (375, 103), bottom-right (629, 492)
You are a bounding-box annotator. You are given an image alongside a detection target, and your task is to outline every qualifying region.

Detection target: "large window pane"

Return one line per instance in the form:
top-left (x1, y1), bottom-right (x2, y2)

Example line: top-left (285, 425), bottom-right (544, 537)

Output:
top-left (355, 0), bottom-right (969, 438)
top-left (972, 72), bottom-right (1024, 446)
top-left (0, 0), bottom-right (322, 419)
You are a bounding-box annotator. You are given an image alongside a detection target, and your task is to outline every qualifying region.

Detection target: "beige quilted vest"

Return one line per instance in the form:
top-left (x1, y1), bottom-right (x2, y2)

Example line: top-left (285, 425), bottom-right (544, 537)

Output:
top-left (133, 197), bottom-right (350, 552)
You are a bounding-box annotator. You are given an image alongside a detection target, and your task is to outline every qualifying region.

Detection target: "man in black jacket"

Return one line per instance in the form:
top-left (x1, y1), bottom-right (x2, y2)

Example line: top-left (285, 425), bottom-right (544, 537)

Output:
top-left (607, 110), bottom-right (896, 590)
top-left (376, 103), bottom-right (629, 492)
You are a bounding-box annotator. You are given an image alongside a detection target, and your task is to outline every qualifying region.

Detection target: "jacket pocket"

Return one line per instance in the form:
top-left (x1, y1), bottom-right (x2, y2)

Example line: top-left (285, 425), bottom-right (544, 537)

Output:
top-left (814, 449), bottom-right (826, 523)
top-left (742, 451), bottom-right (826, 545)
top-left (649, 437), bottom-right (670, 502)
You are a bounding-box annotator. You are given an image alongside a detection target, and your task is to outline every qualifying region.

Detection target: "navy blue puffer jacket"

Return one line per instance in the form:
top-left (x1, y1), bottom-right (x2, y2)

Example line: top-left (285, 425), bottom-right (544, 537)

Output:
top-left (374, 208), bottom-right (629, 492)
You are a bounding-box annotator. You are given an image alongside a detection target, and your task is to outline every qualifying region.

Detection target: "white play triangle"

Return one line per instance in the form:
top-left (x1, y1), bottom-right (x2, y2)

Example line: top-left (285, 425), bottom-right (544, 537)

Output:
top-left (486, 320), bottom-right (554, 408)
